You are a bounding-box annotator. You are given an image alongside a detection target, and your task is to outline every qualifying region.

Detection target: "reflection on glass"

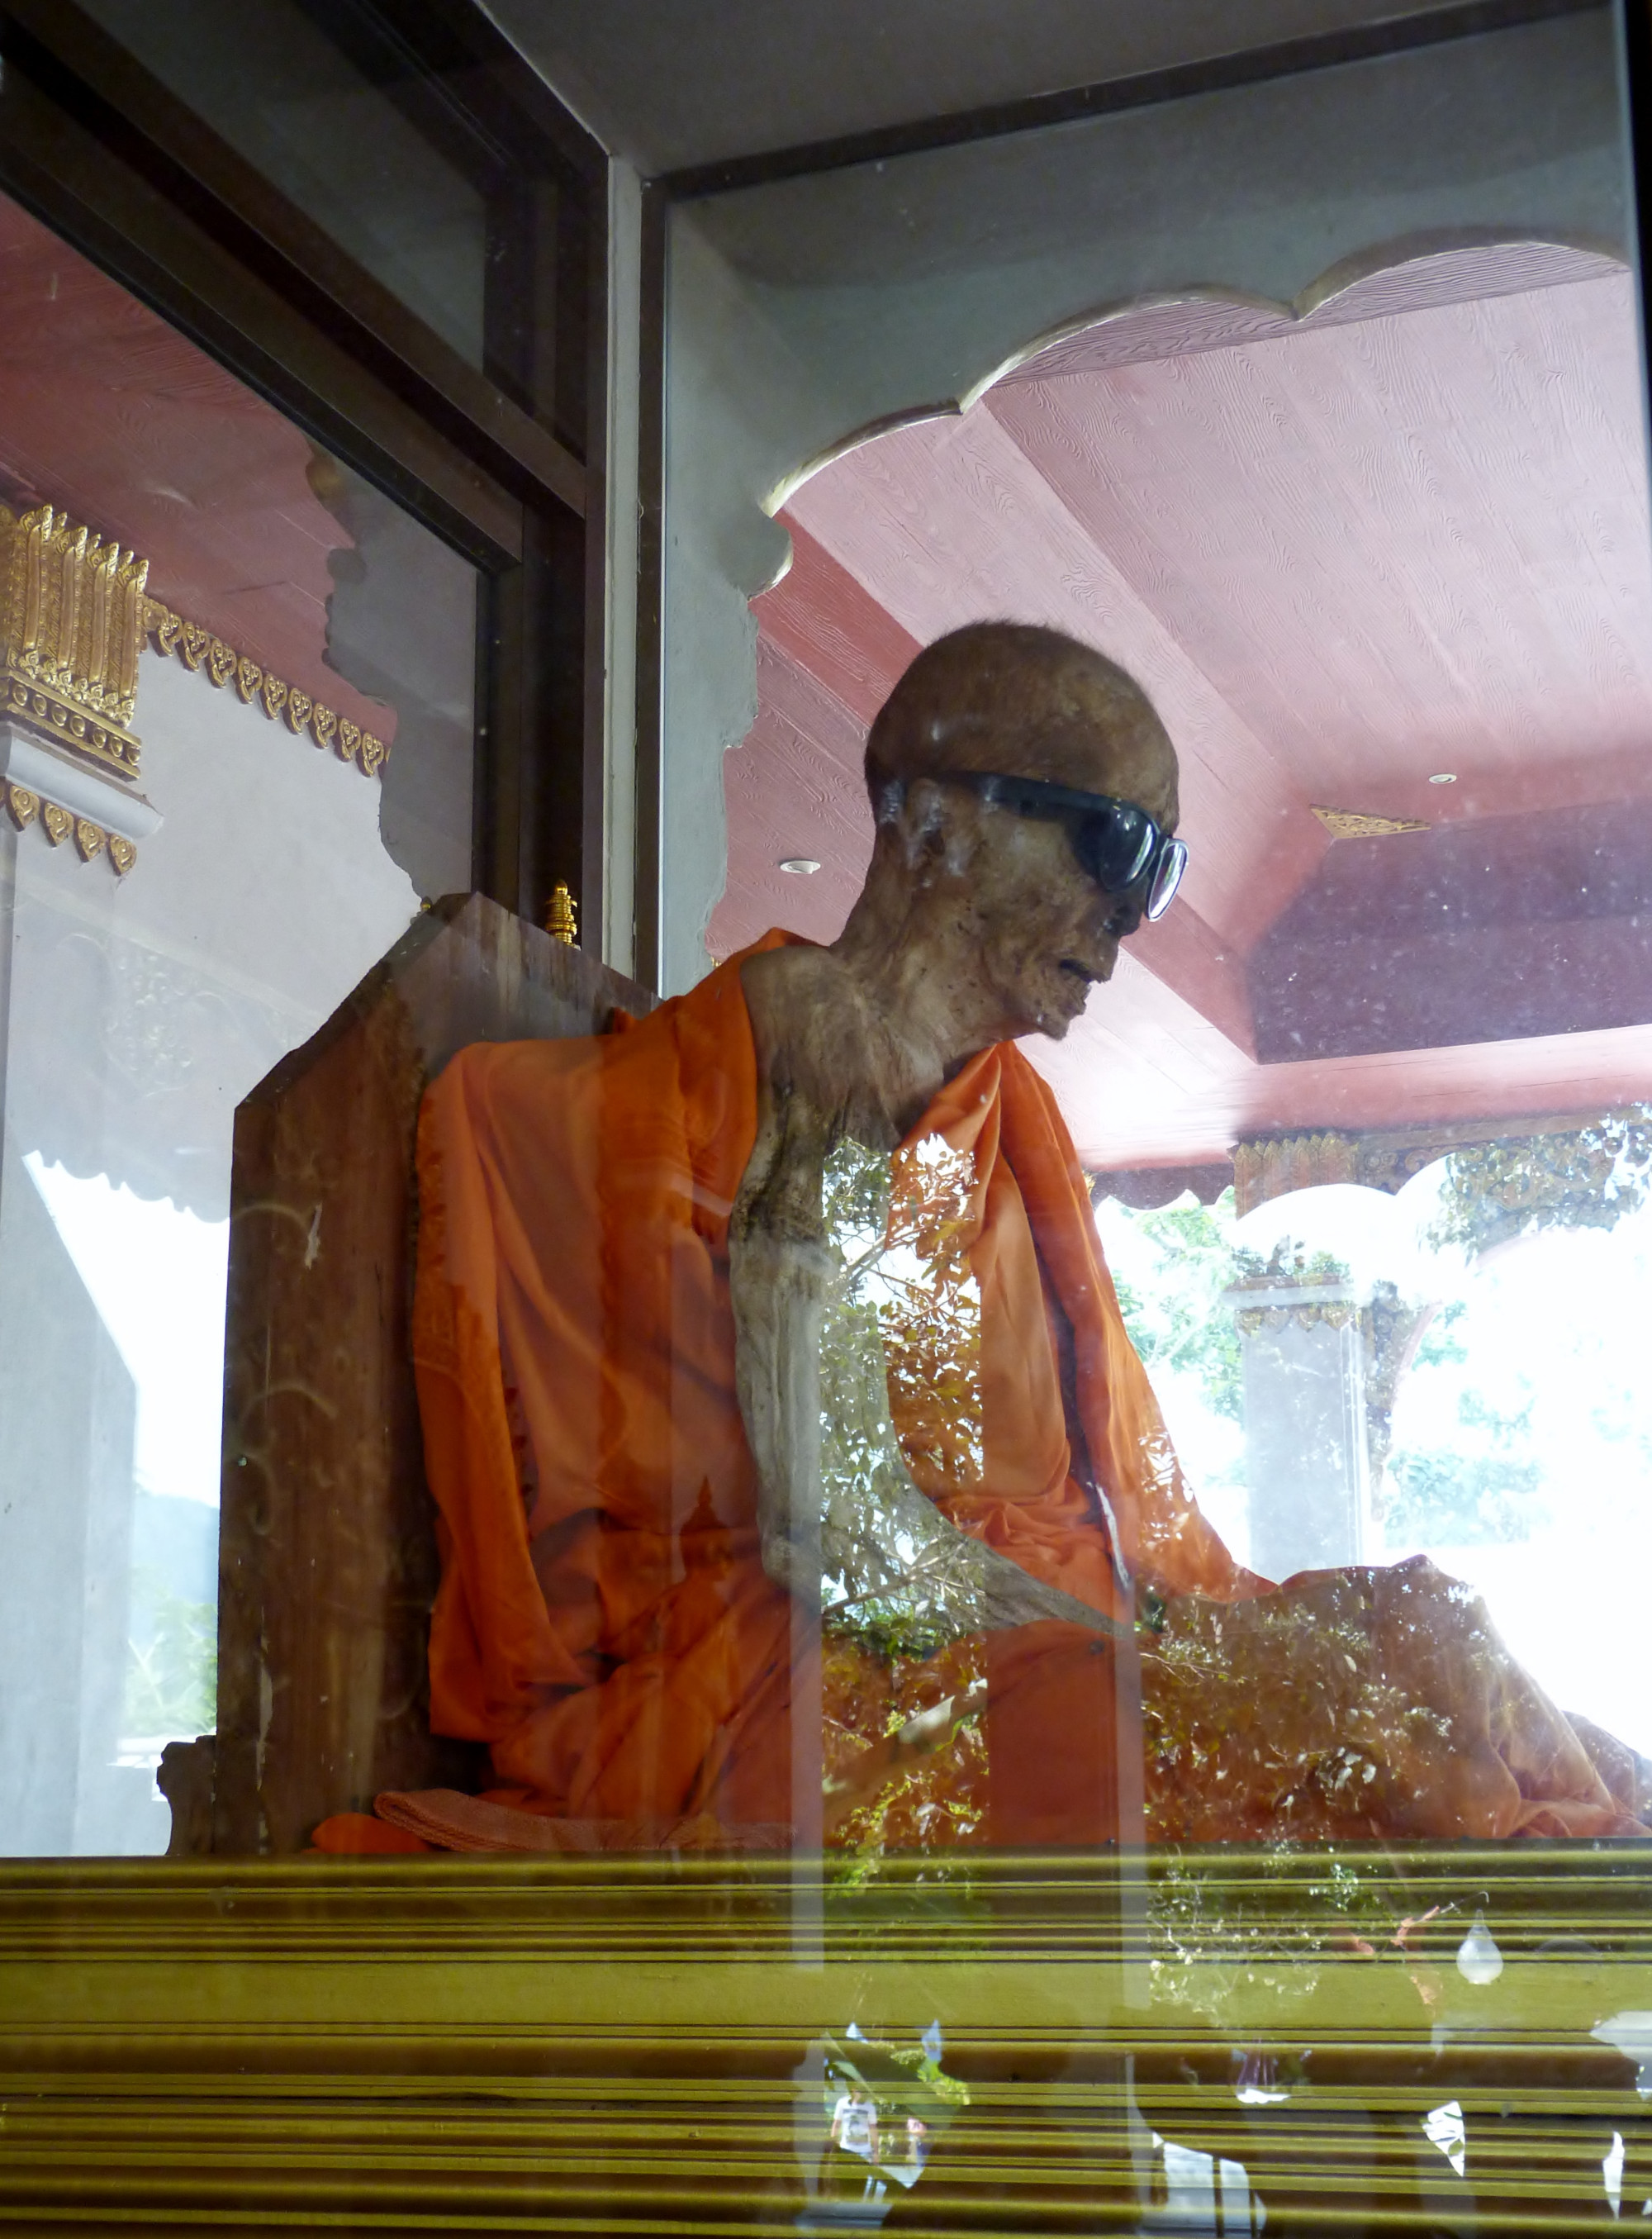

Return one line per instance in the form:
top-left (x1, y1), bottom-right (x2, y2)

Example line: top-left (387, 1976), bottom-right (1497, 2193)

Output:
top-left (814, 2018), bottom-right (961, 2220)
top-left (330, 612), bottom-right (1650, 1873)
top-left (1097, 1117), bottom-right (1652, 1769)
top-left (0, 187), bottom-right (473, 1852)
top-left (78, 0), bottom-right (488, 366)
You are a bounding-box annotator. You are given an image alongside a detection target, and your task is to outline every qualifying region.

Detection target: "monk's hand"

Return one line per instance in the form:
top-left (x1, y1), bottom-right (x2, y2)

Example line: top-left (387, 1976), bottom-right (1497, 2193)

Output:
top-left (1140, 1556), bottom-right (1617, 1842)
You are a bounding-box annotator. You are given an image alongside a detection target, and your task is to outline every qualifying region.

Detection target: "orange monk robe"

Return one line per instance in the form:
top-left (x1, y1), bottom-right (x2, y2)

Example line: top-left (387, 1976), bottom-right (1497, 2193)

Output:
top-left (317, 931), bottom-right (1644, 1856)
top-left (385, 932), bottom-right (1256, 1850)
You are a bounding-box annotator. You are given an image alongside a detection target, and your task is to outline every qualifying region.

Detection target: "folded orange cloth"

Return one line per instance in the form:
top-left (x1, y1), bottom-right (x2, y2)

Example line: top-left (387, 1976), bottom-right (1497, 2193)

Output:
top-left (372, 1790), bottom-right (792, 1854)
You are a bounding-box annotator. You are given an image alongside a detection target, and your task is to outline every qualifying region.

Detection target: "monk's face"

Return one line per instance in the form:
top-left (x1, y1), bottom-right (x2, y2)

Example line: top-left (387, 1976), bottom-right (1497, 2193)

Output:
top-left (908, 713), bottom-right (1180, 1043)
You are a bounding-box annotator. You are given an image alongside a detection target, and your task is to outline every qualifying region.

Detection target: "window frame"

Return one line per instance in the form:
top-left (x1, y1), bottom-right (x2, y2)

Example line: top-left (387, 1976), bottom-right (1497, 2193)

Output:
top-left (0, 0), bottom-right (610, 944)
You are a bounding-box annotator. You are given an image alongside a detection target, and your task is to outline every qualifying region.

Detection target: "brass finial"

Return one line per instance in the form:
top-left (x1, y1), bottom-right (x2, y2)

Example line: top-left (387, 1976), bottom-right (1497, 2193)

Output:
top-left (546, 881), bottom-right (578, 945)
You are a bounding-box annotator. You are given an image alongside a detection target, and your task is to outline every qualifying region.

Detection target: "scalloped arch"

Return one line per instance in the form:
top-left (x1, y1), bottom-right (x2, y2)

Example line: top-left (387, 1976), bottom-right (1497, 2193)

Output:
top-left (763, 230), bottom-right (1627, 526)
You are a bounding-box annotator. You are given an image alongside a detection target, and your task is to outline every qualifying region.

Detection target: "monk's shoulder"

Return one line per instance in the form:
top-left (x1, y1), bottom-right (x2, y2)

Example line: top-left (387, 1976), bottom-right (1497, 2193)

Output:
top-left (740, 946), bottom-right (865, 1110)
top-left (741, 944), bottom-right (847, 1050)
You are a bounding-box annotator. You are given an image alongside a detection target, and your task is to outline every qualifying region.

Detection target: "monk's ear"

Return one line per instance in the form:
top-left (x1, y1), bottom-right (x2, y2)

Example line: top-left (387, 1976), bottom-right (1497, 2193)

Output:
top-left (895, 777), bottom-right (975, 872)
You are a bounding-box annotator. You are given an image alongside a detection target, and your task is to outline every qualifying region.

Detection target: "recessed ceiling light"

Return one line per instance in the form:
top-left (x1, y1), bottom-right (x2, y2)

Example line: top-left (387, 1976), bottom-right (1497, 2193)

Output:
top-left (1428, 772), bottom-right (1457, 785)
top-left (778, 857), bottom-right (821, 874)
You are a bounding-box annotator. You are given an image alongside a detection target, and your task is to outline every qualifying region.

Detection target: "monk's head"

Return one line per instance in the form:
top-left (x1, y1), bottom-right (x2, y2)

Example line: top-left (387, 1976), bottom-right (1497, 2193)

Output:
top-left (847, 622), bottom-right (1181, 1044)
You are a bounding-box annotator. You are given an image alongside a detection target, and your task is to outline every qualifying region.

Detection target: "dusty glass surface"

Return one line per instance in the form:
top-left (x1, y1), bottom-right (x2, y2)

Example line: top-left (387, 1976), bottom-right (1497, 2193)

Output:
top-left (78, 0), bottom-right (490, 368)
top-left (7, 14), bottom-right (1652, 2233)
top-left (306, 23), bottom-right (1652, 1854)
top-left (456, 14), bottom-right (1652, 2225)
top-left (0, 185), bottom-right (473, 1855)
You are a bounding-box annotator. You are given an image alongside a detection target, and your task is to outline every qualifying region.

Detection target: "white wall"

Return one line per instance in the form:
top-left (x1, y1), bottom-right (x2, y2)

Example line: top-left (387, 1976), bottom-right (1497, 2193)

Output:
top-left (0, 658), bottom-right (421, 1852)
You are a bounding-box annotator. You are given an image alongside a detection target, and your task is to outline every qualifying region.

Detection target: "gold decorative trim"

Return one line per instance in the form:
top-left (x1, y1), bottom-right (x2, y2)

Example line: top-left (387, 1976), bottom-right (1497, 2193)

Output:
top-left (1234, 1297), bottom-right (1358, 1335)
top-left (1232, 1110), bottom-right (1645, 1218)
top-left (142, 597), bottom-right (388, 776)
top-left (0, 506), bottom-right (147, 781)
top-left (2, 780), bottom-right (133, 873)
top-left (1313, 805), bottom-right (1430, 839)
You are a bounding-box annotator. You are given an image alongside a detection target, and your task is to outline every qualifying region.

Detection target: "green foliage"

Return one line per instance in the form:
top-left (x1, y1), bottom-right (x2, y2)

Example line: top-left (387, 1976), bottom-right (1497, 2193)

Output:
top-left (1430, 1109), bottom-right (1652, 1257)
top-left (1385, 1382), bottom-right (1547, 1547)
top-left (123, 1567), bottom-right (216, 1737)
top-left (823, 1601), bottom-right (955, 1667)
top-left (1412, 1298), bottom-right (1467, 1368)
top-left (1108, 1189), bottom-right (1244, 1423)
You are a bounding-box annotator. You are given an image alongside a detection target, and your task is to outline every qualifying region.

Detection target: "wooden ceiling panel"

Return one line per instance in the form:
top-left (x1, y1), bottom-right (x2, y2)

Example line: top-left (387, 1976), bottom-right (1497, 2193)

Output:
top-left (759, 519), bottom-right (920, 726)
top-left (0, 195), bottom-right (388, 737)
top-left (1037, 959), bottom-right (1652, 1169)
top-left (989, 276), bottom-right (1652, 829)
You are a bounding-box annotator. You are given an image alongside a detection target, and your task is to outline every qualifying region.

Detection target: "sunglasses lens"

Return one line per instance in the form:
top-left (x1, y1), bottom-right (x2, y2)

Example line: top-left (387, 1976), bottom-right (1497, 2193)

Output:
top-left (1144, 838), bottom-right (1189, 920)
top-left (1080, 805), bottom-right (1155, 891)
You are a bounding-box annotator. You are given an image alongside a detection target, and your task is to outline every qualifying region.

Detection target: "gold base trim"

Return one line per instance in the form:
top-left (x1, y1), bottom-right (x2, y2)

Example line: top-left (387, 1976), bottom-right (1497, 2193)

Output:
top-left (0, 1849), bottom-right (1646, 2229)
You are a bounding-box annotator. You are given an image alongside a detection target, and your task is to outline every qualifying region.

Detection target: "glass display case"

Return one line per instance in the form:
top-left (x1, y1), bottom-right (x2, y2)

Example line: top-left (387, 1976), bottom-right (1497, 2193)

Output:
top-left (1, 2), bottom-right (1650, 2232)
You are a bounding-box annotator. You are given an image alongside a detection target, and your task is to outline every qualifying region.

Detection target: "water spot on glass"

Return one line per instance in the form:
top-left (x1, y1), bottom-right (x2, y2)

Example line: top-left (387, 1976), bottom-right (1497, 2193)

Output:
top-left (1456, 1909), bottom-right (1503, 1985)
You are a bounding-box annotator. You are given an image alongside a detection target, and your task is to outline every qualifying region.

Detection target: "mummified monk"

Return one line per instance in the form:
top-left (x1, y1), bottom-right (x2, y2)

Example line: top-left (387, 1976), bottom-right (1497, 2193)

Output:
top-left (316, 622), bottom-right (1648, 1855)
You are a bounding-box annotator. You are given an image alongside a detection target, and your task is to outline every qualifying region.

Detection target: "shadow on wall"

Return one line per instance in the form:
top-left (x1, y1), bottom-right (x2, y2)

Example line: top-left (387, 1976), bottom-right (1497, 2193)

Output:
top-left (308, 451), bottom-right (478, 902)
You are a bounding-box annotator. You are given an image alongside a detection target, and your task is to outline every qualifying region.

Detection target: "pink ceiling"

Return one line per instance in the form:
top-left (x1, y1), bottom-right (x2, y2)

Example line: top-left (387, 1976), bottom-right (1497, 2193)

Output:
top-left (0, 193), bottom-right (392, 741)
top-left (709, 245), bottom-right (1652, 1167)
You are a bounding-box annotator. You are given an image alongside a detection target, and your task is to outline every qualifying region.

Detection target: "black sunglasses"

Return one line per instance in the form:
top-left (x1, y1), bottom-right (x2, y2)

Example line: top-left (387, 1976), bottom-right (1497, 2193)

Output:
top-left (942, 770), bottom-right (1188, 922)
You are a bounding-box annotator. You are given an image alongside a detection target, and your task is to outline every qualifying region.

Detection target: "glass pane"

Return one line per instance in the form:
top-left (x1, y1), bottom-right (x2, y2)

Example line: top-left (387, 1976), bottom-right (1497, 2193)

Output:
top-left (461, 15), bottom-right (1652, 2221)
top-left (645, 7), bottom-right (1652, 1864)
top-left (8, 8), bottom-right (1649, 2232)
top-left (78, 0), bottom-right (490, 368)
top-left (0, 183), bottom-right (475, 1853)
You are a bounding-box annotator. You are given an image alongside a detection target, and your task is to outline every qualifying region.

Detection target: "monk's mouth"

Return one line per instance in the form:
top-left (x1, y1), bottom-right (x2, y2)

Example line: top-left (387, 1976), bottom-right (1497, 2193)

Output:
top-left (1059, 960), bottom-right (1096, 986)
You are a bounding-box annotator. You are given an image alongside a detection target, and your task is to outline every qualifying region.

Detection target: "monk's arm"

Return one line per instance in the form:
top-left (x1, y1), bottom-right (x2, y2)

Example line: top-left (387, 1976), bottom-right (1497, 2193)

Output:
top-left (728, 1061), bottom-right (836, 1604)
top-left (731, 956), bottom-right (1127, 1641)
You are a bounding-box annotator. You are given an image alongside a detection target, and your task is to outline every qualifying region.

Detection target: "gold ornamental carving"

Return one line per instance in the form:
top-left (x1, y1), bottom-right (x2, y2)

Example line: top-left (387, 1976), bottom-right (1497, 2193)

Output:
top-left (1232, 1295), bottom-right (1358, 1336)
top-left (1312, 805), bottom-right (1430, 839)
top-left (144, 597), bottom-right (388, 776)
top-left (0, 772), bottom-right (133, 874)
top-left (0, 504), bottom-right (148, 781)
top-left (0, 502), bottom-right (389, 882)
top-left (1, 789), bottom-right (135, 874)
top-left (1231, 1110), bottom-right (1640, 1219)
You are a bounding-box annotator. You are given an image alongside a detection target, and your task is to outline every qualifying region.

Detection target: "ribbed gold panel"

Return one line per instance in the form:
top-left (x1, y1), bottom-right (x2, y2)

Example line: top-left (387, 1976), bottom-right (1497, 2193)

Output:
top-left (0, 1847), bottom-right (1646, 2232)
